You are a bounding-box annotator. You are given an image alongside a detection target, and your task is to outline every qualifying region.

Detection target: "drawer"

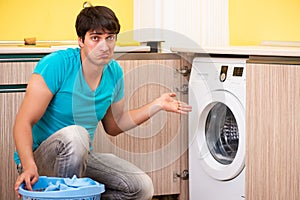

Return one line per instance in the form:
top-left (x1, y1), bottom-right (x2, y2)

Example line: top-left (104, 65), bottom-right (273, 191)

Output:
top-left (0, 61), bottom-right (37, 84)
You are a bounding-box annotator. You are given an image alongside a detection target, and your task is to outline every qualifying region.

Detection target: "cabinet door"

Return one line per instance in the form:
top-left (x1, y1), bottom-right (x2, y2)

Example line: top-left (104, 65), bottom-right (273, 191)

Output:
top-left (0, 61), bottom-right (36, 199)
top-left (246, 63), bottom-right (300, 200)
top-left (0, 92), bottom-right (25, 199)
top-left (93, 59), bottom-right (189, 196)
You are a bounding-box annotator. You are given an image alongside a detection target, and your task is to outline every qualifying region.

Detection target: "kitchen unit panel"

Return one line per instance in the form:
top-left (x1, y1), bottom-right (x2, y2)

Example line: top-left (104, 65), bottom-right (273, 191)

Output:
top-left (246, 61), bottom-right (300, 200)
top-left (93, 58), bottom-right (189, 197)
top-left (0, 61), bottom-right (37, 199)
top-left (0, 53), bottom-right (189, 199)
top-left (0, 92), bottom-right (24, 199)
top-left (0, 61), bottom-right (35, 84)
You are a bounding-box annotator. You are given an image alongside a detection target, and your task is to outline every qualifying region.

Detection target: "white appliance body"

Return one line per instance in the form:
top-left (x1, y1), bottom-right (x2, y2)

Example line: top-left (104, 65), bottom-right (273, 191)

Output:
top-left (189, 57), bottom-right (247, 200)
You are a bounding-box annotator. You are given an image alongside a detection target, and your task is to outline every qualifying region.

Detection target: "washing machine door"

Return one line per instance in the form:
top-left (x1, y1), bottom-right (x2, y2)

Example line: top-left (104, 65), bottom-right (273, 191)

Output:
top-left (196, 90), bottom-right (245, 181)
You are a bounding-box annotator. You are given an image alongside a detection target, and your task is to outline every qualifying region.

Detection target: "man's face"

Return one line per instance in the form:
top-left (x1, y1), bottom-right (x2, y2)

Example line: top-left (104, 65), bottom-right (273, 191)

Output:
top-left (79, 30), bottom-right (116, 66)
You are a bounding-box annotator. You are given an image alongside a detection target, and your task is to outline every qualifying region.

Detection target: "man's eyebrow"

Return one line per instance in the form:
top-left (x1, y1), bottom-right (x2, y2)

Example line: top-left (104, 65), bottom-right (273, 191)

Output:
top-left (89, 32), bottom-right (103, 35)
top-left (89, 31), bottom-right (115, 35)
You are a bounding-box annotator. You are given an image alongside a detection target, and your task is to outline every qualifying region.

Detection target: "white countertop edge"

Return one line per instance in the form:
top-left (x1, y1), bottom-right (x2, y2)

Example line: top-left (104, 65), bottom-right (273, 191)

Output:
top-left (114, 45), bottom-right (150, 52)
top-left (0, 47), bottom-right (60, 54)
top-left (171, 46), bottom-right (300, 57)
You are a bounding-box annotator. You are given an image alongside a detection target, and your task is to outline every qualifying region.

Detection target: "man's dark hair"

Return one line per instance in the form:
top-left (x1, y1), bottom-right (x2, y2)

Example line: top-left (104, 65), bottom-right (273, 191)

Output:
top-left (75, 6), bottom-right (121, 41)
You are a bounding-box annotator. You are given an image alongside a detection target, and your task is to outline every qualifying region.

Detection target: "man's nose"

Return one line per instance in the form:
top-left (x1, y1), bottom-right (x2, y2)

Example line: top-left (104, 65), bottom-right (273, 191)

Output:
top-left (96, 39), bottom-right (109, 51)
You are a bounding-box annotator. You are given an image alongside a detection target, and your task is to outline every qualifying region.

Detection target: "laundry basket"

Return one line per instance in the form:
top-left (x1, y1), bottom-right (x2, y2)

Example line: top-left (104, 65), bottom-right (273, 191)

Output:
top-left (18, 176), bottom-right (105, 200)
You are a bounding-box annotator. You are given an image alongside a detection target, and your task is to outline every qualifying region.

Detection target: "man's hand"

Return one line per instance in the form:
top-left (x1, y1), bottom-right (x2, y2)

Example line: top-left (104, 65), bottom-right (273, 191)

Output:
top-left (14, 165), bottom-right (39, 198)
top-left (156, 93), bottom-right (192, 114)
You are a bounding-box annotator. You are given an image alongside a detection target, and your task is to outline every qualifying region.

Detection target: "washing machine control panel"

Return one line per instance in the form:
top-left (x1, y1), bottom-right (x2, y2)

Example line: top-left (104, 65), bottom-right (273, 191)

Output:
top-left (219, 64), bottom-right (245, 83)
top-left (190, 57), bottom-right (247, 95)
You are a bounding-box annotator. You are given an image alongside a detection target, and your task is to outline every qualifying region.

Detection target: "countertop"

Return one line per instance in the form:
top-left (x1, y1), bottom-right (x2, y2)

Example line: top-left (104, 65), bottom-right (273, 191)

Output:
top-left (0, 41), bottom-right (151, 54)
top-left (2, 40), bottom-right (300, 58)
top-left (0, 45), bottom-right (151, 54)
top-left (171, 45), bottom-right (300, 57)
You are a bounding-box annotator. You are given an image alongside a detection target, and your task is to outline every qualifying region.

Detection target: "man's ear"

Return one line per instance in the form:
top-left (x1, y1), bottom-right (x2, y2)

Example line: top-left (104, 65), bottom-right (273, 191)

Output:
top-left (78, 37), bottom-right (84, 48)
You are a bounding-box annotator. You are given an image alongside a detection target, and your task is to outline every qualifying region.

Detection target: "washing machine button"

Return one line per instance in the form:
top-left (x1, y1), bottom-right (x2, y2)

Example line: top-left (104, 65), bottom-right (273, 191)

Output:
top-left (220, 65), bottom-right (228, 82)
top-left (220, 73), bottom-right (226, 82)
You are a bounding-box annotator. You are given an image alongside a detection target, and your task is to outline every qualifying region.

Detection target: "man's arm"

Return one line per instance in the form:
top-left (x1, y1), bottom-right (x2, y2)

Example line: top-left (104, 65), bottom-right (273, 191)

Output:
top-left (13, 74), bottom-right (53, 196)
top-left (101, 92), bottom-right (192, 136)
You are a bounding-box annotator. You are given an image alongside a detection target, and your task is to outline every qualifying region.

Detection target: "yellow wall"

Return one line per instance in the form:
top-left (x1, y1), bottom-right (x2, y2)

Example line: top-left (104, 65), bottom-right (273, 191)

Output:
top-left (229, 0), bottom-right (300, 45)
top-left (2, 0), bottom-right (299, 45)
top-left (0, 0), bottom-right (133, 41)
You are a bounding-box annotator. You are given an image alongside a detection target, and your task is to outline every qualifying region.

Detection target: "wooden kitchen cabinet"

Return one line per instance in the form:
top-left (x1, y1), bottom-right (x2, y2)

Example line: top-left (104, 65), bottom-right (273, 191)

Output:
top-left (93, 54), bottom-right (189, 198)
top-left (1, 53), bottom-right (189, 199)
top-left (0, 60), bottom-right (37, 200)
top-left (246, 58), bottom-right (300, 200)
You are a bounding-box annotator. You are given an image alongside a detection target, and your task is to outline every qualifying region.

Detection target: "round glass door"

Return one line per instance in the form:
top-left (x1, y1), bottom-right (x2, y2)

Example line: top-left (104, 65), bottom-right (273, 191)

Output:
top-left (205, 102), bottom-right (239, 165)
top-left (195, 90), bottom-right (245, 181)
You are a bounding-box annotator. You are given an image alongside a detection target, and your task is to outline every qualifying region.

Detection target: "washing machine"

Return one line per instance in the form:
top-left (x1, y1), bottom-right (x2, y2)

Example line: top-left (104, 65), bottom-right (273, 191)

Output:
top-left (189, 57), bottom-right (247, 200)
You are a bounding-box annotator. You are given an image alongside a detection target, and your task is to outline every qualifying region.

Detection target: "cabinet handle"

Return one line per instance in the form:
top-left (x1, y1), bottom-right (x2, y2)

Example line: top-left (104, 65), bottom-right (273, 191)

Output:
top-left (0, 58), bottom-right (41, 62)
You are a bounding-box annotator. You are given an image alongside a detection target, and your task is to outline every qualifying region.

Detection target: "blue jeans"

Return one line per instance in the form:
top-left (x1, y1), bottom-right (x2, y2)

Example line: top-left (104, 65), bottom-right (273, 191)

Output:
top-left (32, 125), bottom-right (154, 200)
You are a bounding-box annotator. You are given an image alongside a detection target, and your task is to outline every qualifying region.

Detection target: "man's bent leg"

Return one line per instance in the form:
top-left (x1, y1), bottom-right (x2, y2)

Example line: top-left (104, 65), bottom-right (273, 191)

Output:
top-left (33, 125), bottom-right (89, 177)
top-left (85, 153), bottom-right (154, 200)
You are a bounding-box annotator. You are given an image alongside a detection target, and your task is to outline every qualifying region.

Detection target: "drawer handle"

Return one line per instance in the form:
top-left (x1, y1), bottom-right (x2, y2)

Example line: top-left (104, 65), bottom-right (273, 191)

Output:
top-left (0, 84), bottom-right (27, 93)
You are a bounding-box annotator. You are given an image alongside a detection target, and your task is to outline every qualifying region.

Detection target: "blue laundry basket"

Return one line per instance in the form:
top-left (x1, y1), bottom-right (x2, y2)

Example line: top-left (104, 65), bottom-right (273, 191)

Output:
top-left (19, 176), bottom-right (105, 200)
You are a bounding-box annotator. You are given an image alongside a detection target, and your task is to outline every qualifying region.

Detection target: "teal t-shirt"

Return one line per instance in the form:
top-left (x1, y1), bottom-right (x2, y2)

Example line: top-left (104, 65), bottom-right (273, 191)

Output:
top-left (14, 48), bottom-right (124, 164)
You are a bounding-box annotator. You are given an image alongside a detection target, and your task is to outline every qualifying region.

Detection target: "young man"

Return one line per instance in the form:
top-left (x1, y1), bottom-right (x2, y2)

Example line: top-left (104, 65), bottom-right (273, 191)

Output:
top-left (13, 6), bottom-right (191, 199)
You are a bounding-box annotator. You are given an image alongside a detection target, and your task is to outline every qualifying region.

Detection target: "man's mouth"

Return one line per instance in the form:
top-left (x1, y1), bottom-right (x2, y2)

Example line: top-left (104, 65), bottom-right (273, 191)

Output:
top-left (98, 54), bottom-right (110, 59)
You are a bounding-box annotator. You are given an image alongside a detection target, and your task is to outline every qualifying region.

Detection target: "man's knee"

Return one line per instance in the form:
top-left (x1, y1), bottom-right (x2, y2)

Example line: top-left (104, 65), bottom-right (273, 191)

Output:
top-left (59, 125), bottom-right (90, 150)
